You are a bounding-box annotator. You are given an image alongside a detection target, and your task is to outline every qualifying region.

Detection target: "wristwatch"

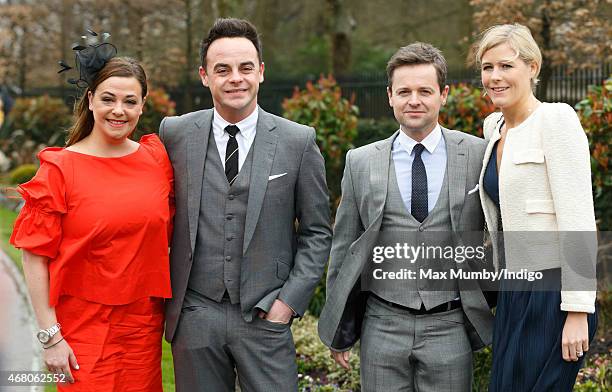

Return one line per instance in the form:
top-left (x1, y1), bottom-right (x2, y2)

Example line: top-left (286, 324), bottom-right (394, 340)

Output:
top-left (36, 323), bottom-right (61, 344)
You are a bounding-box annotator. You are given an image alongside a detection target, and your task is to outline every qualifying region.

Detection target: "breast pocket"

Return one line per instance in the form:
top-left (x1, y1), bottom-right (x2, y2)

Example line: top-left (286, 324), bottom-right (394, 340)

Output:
top-left (266, 174), bottom-right (294, 205)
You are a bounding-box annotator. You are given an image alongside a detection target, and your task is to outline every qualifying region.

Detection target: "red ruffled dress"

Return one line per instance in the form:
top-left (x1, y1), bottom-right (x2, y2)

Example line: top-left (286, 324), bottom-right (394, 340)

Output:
top-left (10, 134), bottom-right (174, 391)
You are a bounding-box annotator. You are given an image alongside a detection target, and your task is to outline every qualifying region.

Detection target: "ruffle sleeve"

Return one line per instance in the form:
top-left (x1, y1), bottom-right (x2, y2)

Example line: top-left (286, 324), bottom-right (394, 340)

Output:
top-left (10, 148), bottom-right (67, 259)
top-left (139, 133), bottom-right (175, 238)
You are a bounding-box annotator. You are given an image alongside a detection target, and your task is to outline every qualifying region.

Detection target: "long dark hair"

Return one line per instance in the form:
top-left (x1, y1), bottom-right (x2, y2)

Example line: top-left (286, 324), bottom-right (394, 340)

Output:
top-left (66, 57), bottom-right (147, 146)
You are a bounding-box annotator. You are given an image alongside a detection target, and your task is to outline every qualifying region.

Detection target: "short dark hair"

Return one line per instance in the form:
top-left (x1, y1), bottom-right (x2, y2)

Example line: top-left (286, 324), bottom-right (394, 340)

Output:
top-left (200, 18), bottom-right (262, 68)
top-left (386, 42), bottom-right (447, 92)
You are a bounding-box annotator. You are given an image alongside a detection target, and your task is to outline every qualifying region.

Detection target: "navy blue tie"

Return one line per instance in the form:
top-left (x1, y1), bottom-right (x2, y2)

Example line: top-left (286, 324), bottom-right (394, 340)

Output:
top-left (411, 143), bottom-right (428, 222)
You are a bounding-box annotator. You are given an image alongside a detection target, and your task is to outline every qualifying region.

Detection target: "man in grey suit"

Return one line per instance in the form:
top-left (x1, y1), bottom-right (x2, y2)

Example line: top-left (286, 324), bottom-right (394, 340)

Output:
top-left (318, 43), bottom-right (494, 391)
top-left (159, 18), bottom-right (332, 391)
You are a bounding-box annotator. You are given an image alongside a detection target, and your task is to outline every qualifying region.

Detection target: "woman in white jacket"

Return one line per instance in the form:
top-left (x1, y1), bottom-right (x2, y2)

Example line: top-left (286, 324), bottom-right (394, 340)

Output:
top-left (473, 24), bottom-right (597, 391)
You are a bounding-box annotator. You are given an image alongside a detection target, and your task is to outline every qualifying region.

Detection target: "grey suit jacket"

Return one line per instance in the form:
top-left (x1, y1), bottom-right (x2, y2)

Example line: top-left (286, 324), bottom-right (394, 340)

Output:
top-left (318, 128), bottom-right (495, 351)
top-left (160, 107), bottom-right (332, 342)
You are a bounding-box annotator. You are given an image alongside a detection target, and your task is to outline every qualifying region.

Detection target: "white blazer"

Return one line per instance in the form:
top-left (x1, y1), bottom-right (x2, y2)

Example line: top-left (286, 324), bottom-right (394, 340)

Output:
top-left (478, 102), bottom-right (596, 313)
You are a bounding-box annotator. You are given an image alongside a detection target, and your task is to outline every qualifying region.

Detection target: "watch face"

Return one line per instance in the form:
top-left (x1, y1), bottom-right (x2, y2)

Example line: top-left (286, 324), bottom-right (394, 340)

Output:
top-left (37, 331), bottom-right (50, 344)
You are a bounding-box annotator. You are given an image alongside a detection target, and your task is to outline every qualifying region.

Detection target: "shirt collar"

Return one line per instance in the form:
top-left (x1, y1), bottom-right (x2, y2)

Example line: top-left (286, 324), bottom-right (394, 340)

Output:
top-left (212, 106), bottom-right (259, 139)
top-left (395, 124), bottom-right (442, 155)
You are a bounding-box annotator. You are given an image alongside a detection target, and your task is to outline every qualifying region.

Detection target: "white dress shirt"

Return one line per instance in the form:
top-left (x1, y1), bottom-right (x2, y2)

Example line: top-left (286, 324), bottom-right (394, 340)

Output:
top-left (212, 107), bottom-right (258, 171)
top-left (392, 124), bottom-right (447, 214)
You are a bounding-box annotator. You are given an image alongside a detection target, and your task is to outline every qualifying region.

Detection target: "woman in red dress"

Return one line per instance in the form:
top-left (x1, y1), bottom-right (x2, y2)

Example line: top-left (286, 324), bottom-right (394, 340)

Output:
top-left (10, 39), bottom-right (173, 391)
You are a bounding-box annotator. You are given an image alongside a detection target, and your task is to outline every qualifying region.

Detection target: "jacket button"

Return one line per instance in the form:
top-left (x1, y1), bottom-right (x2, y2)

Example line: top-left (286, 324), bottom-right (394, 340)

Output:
top-left (228, 194), bottom-right (235, 200)
top-left (226, 214), bottom-right (233, 220)
top-left (226, 236), bottom-right (233, 241)
top-left (225, 256), bottom-right (232, 261)
top-left (418, 226), bottom-right (424, 232)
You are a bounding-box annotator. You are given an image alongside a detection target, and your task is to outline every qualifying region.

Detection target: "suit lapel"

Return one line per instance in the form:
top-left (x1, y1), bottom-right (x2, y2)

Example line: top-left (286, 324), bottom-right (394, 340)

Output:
top-left (244, 108), bottom-right (278, 253)
top-left (187, 110), bottom-right (212, 252)
top-left (367, 131), bottom-right (396, 226)
top-left (444, 128), bottom-right (468, 231)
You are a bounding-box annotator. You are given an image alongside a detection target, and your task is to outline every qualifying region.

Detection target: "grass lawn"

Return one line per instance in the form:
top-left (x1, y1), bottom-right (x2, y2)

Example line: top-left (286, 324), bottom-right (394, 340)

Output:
top-left (162, 340), bottom-right (175, 391)
top-left (0, 206), bottom-right (21, 270)
top-left (0, 206), bottom-right (176, 391)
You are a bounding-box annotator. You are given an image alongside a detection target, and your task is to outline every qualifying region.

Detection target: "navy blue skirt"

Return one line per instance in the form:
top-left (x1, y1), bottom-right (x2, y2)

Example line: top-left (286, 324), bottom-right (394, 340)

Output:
top-left (489, 280), bottom-right (598, 392)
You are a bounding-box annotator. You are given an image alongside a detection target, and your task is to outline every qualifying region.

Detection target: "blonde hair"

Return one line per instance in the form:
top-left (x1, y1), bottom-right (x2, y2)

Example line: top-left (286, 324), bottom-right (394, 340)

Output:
top-left (472, 23), bottom-right (542, 88)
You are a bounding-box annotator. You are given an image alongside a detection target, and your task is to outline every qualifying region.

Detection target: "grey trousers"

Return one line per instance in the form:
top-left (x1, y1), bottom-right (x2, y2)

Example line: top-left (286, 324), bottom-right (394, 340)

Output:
top-left (360, 296), bottom-right (473, 392)
top-left (171, 292), bottom-right (297, 392)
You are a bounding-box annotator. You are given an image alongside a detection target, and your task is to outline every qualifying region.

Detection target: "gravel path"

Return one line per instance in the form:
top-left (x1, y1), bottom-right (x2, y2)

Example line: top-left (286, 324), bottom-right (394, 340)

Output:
top-left (0, 249), bottom-right (42, 392)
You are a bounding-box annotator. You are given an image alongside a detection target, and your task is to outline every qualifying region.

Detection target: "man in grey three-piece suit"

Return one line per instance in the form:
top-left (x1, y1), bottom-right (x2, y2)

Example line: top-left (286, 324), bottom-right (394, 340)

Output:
top-left (159, 18), bottom-right (332, 391)
top-left (318, 43), bottom-right (494, 391)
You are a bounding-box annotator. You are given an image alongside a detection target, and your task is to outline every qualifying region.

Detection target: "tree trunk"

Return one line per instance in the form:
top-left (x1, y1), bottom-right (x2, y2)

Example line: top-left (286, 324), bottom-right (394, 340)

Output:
top-left (18, 25), bottom-right (28, 92)
top-left (327, 0), bottom-right (353, 76)
top-left (211, 0), bottom-right (231, 19)
top-left (254, 0), bottom-right (281, 65)
top-left (183, 0), bottom-right (194, 112)
top-left (127, 3), bottom-right (145, 60)
top-left (59, 0), bottom-right (74, 99)
top-left (536, 0), bottom-right (552, 100)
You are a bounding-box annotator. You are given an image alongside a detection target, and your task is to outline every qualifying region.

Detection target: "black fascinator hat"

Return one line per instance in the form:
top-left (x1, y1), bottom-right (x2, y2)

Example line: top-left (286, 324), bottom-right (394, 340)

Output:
top-left (58, 29), bottom-right (117, 89)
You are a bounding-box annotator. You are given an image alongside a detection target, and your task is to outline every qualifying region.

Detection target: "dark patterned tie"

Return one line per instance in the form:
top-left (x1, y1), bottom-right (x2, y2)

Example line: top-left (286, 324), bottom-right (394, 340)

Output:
top-left (225, 125), bottom-right (240, 186)
top-left (411, 143), bottom-right (428, 222)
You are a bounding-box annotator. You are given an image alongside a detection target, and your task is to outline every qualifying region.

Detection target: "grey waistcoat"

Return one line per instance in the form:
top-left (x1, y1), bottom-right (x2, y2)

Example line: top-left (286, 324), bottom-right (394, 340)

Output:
top-left (187, 130), bottom-right (254, 304)
top-left (372, 158), bottom-right (460, 310)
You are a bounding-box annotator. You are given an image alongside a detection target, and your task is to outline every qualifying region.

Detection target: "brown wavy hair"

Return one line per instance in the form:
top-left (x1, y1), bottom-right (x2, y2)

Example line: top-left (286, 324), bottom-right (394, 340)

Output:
top-left (66, 57), bottom-right (148, 146)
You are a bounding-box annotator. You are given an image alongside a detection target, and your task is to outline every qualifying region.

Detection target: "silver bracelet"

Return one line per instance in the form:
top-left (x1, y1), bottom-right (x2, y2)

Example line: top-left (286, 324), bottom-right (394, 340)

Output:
top-left (43, 337), bottom-right (64, 350)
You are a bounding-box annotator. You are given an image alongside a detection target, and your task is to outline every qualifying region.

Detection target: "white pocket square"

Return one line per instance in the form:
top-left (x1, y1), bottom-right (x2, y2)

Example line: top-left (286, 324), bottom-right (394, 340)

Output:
top-left (467, 185), bottom-right (479, 195)
top-left (268, 173), bottom-right (287, 181)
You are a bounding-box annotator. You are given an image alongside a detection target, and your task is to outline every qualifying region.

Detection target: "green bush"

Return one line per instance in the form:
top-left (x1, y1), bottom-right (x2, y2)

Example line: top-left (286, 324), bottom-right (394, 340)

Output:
top-left (293, 313), bottom-right (361, 391)
top-left (574, 353), bottom-right (611, 391)
top-left (473, 347), bottom-right (493, 392)
top-left (9, 163), bottom-right (37, 184)
top-left (354, 117), bottom-right (398, 147)
top-left (439, 83), bottom-right (497, 137)
top-left (282, 75), bottom-right (359, 209)
top-left (0, 131), bottom-right (42, 170)
top-left (133, 87), bottom-right (176, 140)
top-left (308, 268), bottom-right (327, 317)
top-left (7, 95), bottom-right (70, 146)
top-left (282, 76), bottom-right (359, 317)
top-left (575, 75), bottom-right (612, 231)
